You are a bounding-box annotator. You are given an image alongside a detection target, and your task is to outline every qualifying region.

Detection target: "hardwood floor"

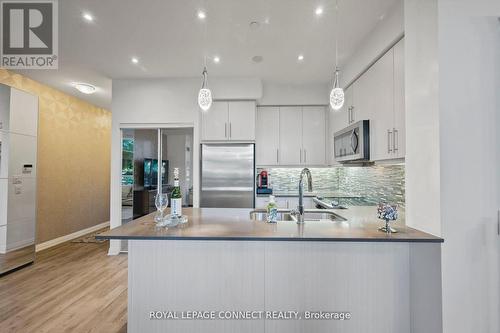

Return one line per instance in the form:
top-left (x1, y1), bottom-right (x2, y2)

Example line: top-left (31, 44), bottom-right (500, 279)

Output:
top-left (0, 238), bottom-right (127, 333)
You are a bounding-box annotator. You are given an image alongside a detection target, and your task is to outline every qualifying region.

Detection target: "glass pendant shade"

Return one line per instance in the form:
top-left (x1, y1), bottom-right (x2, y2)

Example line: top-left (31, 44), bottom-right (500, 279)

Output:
top-left (330, 69), bottom-right (344, 111)
top-left (198, 67), bottom-right (212, 112)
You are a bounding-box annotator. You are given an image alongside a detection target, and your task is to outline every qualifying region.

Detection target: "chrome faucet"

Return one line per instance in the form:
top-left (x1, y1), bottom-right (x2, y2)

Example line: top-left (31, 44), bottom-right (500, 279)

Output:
top-left (296, 168), bottom-right (313, 224)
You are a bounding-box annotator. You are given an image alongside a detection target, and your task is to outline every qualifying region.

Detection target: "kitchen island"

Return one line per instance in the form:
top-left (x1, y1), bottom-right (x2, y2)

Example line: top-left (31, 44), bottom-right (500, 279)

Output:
top-left (98, 207), bottom-right (443, 333)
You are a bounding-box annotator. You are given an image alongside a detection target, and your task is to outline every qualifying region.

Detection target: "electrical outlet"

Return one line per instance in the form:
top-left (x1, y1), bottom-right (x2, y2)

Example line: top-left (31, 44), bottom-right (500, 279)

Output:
top-left (14, 185), bottom-right (22, 195)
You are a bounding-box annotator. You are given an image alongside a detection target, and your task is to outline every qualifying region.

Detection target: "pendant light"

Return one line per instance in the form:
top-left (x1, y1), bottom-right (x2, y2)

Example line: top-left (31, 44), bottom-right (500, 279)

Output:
top-left (198, 66), bottom-right (212, 112)
top-left (198, 4), bottom-right (213, 112)
top-left (330, 0), bottom-right (344, 111)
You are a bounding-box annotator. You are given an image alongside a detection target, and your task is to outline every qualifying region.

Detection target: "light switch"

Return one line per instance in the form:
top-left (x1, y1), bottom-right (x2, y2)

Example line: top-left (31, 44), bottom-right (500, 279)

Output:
top-left (14, 185), bottom-right (22, 195)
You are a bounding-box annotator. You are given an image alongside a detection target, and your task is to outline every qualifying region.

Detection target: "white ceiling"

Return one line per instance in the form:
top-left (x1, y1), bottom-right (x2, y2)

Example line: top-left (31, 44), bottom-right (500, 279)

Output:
top-left (17, 0), bottom-right (401, 109)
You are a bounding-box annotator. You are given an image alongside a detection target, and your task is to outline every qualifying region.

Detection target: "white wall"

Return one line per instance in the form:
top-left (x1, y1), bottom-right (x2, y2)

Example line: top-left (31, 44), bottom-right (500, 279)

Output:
top-left (110, 77), bottom-right (263, 254)
top-left (258, 82), bottom-right (329, 106)
top-left (405, 0), bottom-right (500, 331)
top-left (404, 0), bottom-right (441, 236)
top-left (437, 3), bottom-right (500, 332)
top-left (340, 0), bottom-right (404, 87)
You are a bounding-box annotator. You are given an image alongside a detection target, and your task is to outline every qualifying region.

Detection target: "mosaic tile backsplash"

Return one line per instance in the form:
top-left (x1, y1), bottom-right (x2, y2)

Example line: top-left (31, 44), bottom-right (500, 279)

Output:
top-left (267, 165), bottom-right (405, 207)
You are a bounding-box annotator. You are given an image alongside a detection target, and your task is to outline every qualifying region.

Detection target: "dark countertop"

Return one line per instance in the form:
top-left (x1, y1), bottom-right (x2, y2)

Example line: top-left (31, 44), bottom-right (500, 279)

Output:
top-left (97, 207), bottom-right (443, 243)
top-left (256, 191), bottom-right (364, 198)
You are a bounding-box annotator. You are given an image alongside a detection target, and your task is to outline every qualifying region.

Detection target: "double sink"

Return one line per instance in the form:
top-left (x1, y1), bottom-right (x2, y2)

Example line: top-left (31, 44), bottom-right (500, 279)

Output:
top-left (249, 209), bottom-right (346, 223)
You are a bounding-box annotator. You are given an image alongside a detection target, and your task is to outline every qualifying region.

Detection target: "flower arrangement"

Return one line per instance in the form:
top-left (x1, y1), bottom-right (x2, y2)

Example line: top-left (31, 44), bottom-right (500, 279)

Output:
top-left (377, 203), bottom-right (398, 233)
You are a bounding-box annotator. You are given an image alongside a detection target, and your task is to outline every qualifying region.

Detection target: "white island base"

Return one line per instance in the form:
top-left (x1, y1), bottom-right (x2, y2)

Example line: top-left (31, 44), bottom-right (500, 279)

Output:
top-left (128, 240), bottom-right (442, 333)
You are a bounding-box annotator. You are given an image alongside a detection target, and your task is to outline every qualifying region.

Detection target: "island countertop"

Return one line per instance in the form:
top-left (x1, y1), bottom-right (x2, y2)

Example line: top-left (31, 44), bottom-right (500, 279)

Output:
top-left (97, 207), bottom-right (443, 243)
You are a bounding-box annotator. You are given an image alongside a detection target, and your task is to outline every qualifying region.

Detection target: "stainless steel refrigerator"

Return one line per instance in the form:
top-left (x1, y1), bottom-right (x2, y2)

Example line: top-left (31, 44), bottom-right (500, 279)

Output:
top-left (200, 143), bottom-right (255, 208)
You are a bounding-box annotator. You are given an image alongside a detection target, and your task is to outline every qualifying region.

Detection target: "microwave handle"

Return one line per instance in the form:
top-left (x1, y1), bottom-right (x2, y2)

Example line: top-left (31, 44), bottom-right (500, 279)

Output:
top-left (350, 130), bottom-right (359, 153)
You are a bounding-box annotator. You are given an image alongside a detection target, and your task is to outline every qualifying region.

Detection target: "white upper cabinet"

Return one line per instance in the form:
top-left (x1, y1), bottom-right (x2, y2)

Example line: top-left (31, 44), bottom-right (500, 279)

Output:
top-left (279, 107), bottom-right (302, 165)
top-left (256, 106), bottom-right (327, 166)
top-left (329, 39), bottom-right (406, 163)
top-left (393, 39), bottom-right (405, 159)
top-left (201, 101), bottom-right (228, 141)
top-left (364, 49), bottom-right (395, 161)
top-left (201, 101), bottom-right (256, 141)
top-left (302, 106), bottom-right (325, 165)
top-left (345, 85), bottom-right (355, 125)
top-left (228, 101), bottom-right (256, 141)
top-left (256, 107), bottom-right (279, 165)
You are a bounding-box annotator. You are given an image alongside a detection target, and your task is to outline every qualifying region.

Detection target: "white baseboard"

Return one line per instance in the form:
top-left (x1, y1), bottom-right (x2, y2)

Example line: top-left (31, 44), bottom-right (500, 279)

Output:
top-left (35, 221), bottom-right (110, 252)
top-left (107, 239), bottom-right (121, 256)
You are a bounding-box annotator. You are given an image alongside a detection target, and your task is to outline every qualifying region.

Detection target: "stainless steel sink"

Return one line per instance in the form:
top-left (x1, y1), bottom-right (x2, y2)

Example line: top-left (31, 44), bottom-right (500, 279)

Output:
top-left (249, 209), bottom-right (346, 222)
top-left (249, 209), bottom-right (296, 222)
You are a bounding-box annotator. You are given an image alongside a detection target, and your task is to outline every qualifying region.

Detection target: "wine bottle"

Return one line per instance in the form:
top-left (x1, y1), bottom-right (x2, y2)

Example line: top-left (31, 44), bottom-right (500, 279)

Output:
top-left (171, 168), bottom-right (182, 216)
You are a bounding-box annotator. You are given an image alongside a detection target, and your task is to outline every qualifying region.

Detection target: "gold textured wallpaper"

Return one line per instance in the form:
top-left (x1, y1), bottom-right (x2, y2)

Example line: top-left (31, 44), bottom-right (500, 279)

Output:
top-left (0, 69), bottom-right (111, 243)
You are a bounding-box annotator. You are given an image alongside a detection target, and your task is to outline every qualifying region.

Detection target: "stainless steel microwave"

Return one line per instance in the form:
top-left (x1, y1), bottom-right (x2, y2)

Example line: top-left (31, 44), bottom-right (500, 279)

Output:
top-left (334, 120), bottom-right (370, 162)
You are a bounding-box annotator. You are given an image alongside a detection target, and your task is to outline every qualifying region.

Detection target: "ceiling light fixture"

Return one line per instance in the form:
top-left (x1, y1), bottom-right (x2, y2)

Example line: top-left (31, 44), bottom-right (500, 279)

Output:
top-left (298, 54), bottom-right (304, 61)
top-left (197, 11), bottom-right (206, 19)
top-left (315, 7), bottom-right (324, 16)
top-left (213, 56), bottom-right (220, 63)
top-left (330, 0), bottom-right (344, 111)
top-left (74, 83), bottom-right (96, 95)
top-left (82, 12), bottom-right (93, 22)
top-left (198, 67), bottom-right (212, 112)
top-left (131, 57), bottom-right (139, 64)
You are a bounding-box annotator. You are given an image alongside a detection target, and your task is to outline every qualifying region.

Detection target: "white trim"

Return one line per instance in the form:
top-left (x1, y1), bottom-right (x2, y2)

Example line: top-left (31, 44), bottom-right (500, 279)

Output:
top-left (119, 122), bottom-right (194, 129)
top-left (35, 221), bottom-right (110, 252)
top-left (108, 239), bottom-right (121, 256)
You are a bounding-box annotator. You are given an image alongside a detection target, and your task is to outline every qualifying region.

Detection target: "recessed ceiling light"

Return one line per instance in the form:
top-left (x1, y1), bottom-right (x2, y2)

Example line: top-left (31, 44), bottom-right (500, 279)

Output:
top-left (131, 57), bottom-right (139, 64)
top-left (73, 83), bottom-right (96, 95)
top-left (298, 54), bottom-right (304, 61)
top-left (82, 12), bottom-right (93, 22)
top-left (213, 56), bottom-right (220, 63)
top-left (252, 55), bottom-right (263, 63)
top-left (197, 11), bottom-right (206, 19)
top-left (315, 7), bottom-right (323, 16)
top-left (249, 21), bottom-right (260, 30)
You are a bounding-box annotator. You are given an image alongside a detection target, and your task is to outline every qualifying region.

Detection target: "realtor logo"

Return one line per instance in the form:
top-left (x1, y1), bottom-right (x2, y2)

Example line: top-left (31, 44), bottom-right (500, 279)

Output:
top-left (1, 0), bottom-right (58, 69)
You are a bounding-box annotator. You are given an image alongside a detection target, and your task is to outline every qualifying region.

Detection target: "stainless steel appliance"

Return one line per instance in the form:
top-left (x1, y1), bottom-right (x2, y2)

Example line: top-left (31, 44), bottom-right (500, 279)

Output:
top-left (334, 120), bottom-right (370, 163)
top-left (200, 143), bottom-right (255, 208)
top-left (0, 83), bottom-right (39, 275)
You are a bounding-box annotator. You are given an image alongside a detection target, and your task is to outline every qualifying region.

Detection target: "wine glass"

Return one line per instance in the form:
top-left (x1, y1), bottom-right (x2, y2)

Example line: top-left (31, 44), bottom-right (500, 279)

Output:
top-left (155, 193), bottom-right (169, 225)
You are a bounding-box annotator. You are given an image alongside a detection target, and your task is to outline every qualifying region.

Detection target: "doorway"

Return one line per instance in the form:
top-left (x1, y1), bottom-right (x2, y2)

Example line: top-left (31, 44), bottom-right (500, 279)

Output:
top-left (120, 127), bottom-right (194, 226)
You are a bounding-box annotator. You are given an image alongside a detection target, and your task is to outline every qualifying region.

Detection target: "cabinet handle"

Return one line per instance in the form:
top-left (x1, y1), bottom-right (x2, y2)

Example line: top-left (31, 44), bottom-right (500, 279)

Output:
top-left (387, 129), bottom-right (393, 153)
top-left (351, 107), bottom-right (355, 123)
top-left (229, 122), bottom-right (232, 138)
top-left (304, 149), bottom-right (307, 164)
top-left (497, 209), bottom-right (500, 236)
top-left (225, 123), bottom-right (227, 138)
top-left (348, 107), bottom-right (351, 124)
top-left (393, 128), bottom-right (398, 152)
top-left (276, 149), bottom-right (279, 164)
top-left (300, 149), bottom-right (302, 163)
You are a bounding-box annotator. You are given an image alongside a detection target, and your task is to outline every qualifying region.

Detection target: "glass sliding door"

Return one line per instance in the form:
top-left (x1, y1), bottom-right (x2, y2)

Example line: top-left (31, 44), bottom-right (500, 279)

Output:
top-left (160, 128), bottom-right (194, 207)
top-left (120, 127), bottom-right (194, 228)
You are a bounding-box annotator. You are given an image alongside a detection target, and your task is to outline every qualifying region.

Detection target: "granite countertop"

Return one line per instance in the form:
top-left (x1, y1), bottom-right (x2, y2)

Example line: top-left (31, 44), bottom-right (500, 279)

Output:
top-left (97, 207), bottom-right (443, 243)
